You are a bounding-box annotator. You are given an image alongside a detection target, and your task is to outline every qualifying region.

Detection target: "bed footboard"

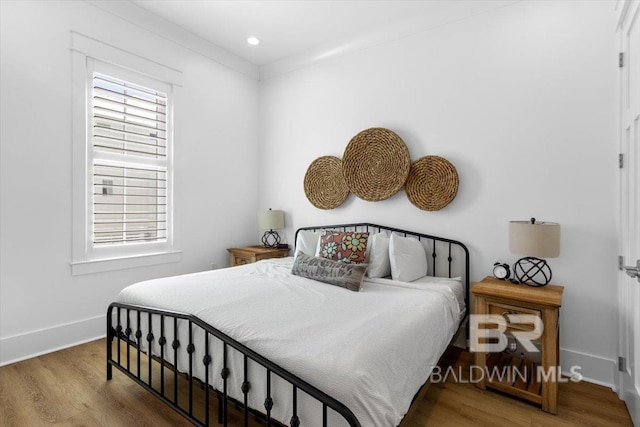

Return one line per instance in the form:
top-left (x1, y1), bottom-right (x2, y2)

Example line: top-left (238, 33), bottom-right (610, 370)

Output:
top-left (107, 303), bottom-right (360, 427)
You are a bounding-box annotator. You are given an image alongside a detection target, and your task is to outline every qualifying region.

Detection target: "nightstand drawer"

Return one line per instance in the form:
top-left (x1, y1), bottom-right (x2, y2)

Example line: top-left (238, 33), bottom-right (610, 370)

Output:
top-left (487, 301), bottom-right (541, 332)
top-left (228, 246), bottom-right (289, 267)
top-left (232, 254), bottom-right (254, 265)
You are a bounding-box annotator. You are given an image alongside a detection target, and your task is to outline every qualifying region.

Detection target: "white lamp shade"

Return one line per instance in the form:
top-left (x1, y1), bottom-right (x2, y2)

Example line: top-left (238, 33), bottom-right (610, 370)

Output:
top-left (509, 220), bottom-right (560, 258)
top-left (258, 210), bottom-right (284, 230)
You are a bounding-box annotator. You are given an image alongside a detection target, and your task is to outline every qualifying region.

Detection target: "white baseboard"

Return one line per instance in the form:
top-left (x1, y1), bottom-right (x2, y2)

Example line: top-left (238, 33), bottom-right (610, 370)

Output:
top-left (0, 315), bottom-right (105, 366)
top-left (560, 347), bottom-right (615, 388)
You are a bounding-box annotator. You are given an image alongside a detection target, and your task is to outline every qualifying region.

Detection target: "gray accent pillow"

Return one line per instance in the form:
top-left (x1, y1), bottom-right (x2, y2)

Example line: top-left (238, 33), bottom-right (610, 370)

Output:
top-left (292, 253), bottom-right (368, 292)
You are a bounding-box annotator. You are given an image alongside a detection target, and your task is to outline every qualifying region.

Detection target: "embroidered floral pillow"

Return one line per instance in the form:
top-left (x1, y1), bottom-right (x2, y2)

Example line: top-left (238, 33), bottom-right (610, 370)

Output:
top-left (317, 230), bottom-right (369, 264)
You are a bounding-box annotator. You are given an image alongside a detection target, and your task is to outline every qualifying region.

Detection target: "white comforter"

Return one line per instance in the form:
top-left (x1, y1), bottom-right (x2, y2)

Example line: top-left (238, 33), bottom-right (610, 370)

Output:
top-left (116, 257), bottom-right (461, 426)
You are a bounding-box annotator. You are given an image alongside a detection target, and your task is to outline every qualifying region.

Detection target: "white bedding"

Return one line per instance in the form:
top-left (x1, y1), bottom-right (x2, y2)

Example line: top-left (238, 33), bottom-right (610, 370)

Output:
top-left (115, 257), bottom-right (462, 426)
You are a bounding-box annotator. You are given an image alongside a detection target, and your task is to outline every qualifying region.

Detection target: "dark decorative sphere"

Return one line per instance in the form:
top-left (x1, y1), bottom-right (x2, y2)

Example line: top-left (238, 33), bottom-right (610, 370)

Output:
top-left (514, 257), bottom-right (552, 287)
top-left (261, 230), bottom-right (281, 248)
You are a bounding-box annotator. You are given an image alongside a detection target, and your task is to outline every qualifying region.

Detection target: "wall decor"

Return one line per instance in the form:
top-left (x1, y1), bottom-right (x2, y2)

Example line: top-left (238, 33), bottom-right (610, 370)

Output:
top-left (342, 127), bottom-right (410, 202)
top-left (303, 156), bottom-right (350, 209)
top-left (405, 155), bottom-right (459, 211)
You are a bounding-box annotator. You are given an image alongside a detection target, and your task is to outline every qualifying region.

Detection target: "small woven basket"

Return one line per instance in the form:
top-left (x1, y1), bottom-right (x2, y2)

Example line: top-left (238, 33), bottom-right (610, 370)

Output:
top-left (405, 155), bottom-right (459, 211)
top-left (342, 128), bottom-right (410, 201)
top-left (304, 156), bottom-right (350, 209)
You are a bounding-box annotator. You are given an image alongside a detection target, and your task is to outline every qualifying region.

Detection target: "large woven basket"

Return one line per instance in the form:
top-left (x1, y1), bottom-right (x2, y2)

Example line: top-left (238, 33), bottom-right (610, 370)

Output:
top-left (405, 155), bottom-right (459, 211)
top-left (342, 128), bottom-right (410, 201)
top-left (304, 156), bottom-right (350, 209)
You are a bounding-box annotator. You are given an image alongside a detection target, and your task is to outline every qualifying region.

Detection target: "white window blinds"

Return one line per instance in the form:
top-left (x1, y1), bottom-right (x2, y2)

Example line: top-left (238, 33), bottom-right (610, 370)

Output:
top-left (91, 72), bottom-right (169, 246)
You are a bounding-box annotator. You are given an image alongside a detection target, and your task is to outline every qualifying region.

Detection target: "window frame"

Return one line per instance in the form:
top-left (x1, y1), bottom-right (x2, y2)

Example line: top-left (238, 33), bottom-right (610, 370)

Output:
top-left (71, 33), bottom-right (182, 275)
top-left (87, 60), bottom-right (173, 259)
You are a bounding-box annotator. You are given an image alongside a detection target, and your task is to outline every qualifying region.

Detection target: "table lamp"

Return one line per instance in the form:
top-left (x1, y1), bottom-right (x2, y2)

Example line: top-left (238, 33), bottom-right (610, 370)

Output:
top-left (258, 209), bottom-right (284, 248)
top-left (509, 218), bottom-right (560, 286)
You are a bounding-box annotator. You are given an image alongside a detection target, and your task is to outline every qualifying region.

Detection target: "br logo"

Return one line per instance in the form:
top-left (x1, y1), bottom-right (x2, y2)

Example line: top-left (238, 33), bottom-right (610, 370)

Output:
top-left (469, 314), bottom-right (543, 353)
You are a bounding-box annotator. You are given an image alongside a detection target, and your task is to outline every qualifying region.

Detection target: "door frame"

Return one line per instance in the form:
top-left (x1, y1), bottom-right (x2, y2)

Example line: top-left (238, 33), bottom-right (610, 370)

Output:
top-left (615, 1), bottom-right (640, 425)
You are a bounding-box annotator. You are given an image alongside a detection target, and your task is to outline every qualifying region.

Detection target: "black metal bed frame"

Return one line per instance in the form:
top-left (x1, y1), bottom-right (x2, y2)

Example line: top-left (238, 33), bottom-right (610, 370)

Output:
top-left (106, 222), bottom-right (469, 427)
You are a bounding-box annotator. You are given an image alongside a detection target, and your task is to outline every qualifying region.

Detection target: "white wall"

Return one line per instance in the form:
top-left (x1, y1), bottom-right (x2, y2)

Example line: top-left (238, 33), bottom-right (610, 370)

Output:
top-left (0, 1), bottom-right (260, 364)
top-left (0, 0), bottom-right (621, 387)
top-left (258, 1), bottom-right (618, 385)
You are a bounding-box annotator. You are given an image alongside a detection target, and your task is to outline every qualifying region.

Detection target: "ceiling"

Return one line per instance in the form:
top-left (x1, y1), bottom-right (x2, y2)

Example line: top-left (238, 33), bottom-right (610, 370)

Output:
top-left (131, 0), bottom-right (516, 67)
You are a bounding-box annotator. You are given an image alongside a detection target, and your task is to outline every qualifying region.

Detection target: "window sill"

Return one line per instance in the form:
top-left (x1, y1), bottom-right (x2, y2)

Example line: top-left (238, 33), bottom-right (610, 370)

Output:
top-left (71, 251), bottom-right (182, 276)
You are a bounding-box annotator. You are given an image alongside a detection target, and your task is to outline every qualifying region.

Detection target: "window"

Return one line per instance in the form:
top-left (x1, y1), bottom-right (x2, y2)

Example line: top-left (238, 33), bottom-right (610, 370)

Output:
top-left (91, 72), bottom-right (168, 246)
top-left (71, 33), bottom-right (182, 274)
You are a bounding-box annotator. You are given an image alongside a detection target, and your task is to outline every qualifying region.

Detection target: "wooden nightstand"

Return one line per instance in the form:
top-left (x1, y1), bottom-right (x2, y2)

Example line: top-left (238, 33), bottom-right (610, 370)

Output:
top-left (471, 276), bottom-right (564, 414)
top-left (227, 246), bottom-right (290, 267)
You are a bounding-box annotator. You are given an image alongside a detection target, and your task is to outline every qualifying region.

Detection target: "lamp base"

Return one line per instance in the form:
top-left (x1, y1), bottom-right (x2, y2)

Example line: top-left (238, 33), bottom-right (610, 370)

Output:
top-left (261, 230), bottom-right (281, 248)
top-left (513, 257), bottom-right (552, 287)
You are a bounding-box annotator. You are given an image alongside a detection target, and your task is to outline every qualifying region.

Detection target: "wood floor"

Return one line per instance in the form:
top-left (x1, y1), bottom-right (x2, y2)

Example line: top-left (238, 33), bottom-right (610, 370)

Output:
top-left (0, 339), bottom-right (632, 426)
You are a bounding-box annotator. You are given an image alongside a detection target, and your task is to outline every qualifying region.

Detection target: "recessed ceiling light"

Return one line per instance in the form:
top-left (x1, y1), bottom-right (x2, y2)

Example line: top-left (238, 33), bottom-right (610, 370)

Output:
top-left (247, 37), bottom-right (260, 46)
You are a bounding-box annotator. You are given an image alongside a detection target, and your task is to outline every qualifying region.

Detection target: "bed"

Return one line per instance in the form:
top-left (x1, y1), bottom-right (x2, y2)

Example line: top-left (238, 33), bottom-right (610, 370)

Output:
top-left (106, 223), bottom-right (469, 426)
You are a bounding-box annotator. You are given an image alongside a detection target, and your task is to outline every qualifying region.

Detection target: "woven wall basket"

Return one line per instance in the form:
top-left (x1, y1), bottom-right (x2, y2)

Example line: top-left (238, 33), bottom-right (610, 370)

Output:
top-left (304, 156), bottom-right (350, 209)
top-left (405, 155), bottom-right (459, 211)
top-left (342, 127), bottom-right (411, 201)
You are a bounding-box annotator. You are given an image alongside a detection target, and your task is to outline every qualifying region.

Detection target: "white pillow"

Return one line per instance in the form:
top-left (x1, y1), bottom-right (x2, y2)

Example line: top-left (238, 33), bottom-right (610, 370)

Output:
top-left (294, 230), bottom-right (321, 259)
top-left (366, 233), bottom-right (391, 278)
top-left (389, 234), bottom-right (428, 282)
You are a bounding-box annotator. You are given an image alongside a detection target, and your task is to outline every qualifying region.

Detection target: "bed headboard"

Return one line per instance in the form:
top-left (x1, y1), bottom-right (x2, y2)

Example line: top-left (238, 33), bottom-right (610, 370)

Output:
top-left (295, 222), bottom-right (470, 318)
